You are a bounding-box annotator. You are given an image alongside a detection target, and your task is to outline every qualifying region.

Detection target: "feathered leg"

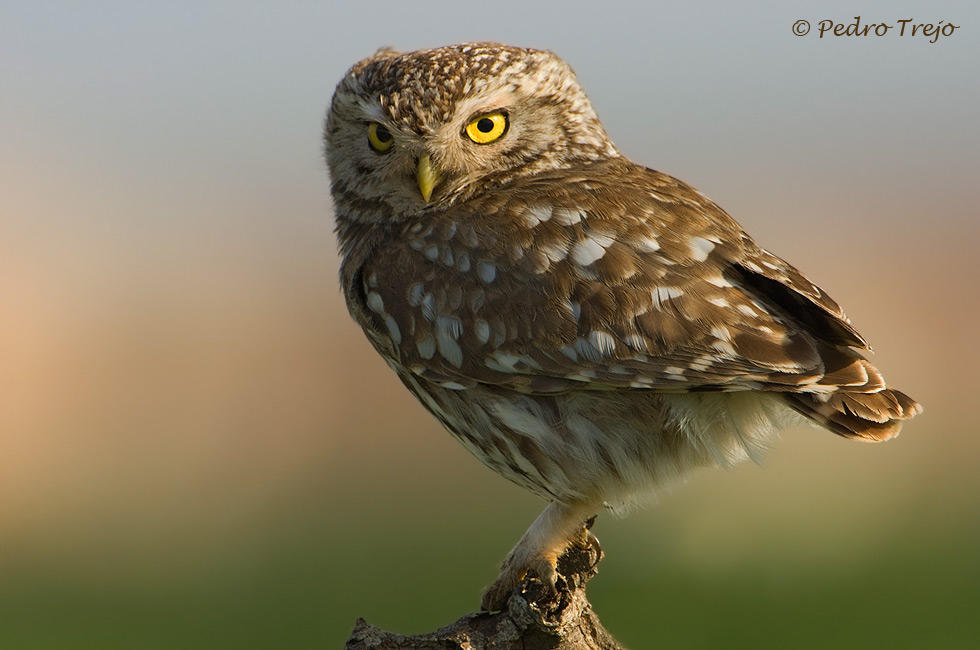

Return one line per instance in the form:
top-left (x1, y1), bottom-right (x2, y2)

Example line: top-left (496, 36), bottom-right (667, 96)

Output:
top-left (482, 499), bottom-right (601, 611)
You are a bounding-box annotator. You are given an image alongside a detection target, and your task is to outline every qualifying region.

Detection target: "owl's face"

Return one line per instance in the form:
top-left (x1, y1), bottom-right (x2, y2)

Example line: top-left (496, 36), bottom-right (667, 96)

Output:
top-left (325, 43), bottom-right (617, 223)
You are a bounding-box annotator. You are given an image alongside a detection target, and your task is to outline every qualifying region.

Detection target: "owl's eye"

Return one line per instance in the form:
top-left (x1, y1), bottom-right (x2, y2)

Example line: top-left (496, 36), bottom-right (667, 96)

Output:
top-left (464, 111), bottom-right (508, 144)
top-left (367, 122), bottom-right (393, 152)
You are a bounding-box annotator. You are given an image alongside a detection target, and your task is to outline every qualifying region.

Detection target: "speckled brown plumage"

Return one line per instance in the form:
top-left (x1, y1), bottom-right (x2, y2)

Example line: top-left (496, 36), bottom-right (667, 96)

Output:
top-left (325, 43), bottom-right (920, 611)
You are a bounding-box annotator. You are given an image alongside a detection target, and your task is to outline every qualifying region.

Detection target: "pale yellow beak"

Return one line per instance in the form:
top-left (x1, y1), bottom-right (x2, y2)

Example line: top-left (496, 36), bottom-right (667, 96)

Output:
top-left (415, 154), bottom-right (440, 203)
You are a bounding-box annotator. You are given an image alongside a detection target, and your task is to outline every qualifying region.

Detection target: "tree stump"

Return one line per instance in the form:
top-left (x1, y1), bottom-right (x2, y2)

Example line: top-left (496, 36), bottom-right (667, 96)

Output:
top-left (343, 542), bottom-right (627, 650)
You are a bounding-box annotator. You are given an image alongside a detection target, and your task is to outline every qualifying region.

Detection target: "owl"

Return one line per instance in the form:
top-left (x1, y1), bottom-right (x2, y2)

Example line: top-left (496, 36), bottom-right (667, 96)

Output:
top-left (324, 43), bottom-right (920, 611)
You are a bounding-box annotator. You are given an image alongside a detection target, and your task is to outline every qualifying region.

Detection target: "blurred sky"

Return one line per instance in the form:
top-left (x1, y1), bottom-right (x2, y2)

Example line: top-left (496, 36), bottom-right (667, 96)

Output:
top-left (1, 1), bottom-right (979, 648)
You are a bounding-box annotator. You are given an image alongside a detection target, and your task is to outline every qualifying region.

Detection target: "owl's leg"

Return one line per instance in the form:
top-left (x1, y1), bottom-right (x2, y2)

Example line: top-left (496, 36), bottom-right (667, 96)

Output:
top-left (481, 499), bottom-right (601, 612)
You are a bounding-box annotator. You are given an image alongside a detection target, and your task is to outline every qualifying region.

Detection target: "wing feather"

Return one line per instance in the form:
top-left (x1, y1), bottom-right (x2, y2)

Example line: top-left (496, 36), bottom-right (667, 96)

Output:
top-left (352, 158), bottom-right (917, 439)
top-left (359, 160), bottom-right (836, 392)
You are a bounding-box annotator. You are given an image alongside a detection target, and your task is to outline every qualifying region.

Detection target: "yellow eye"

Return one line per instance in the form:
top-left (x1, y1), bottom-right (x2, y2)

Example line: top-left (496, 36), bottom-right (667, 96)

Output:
top-left (464, 111), bottom-right (508, 144)
top-left (367, 122), bottom-right (393, 152)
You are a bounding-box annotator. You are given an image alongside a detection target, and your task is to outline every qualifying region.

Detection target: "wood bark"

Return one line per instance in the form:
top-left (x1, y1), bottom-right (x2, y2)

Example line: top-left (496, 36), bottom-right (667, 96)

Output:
top-left (343, 543), bottom-right (628, 650)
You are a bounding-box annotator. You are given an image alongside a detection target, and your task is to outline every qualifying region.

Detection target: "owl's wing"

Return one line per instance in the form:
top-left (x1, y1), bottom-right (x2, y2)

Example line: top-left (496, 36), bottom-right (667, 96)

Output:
top-left (359, 161), bottom-right (917, 437)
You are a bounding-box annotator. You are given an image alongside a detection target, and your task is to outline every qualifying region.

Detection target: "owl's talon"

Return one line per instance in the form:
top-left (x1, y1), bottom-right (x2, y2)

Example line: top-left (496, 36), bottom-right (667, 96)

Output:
top-left (585, 530), bottom-right (602, 568)
top-left (481, 556), bottom-right (559, 612)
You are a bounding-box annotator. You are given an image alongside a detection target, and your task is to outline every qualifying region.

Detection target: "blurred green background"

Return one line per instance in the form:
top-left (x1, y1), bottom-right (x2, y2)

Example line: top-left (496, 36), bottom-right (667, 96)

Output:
top-left (2, 1), bottom-right (978, 648)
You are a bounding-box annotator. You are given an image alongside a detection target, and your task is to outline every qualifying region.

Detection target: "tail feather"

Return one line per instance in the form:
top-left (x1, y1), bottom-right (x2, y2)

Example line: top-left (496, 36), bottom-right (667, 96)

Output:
top-left (786, 386), bottom-right (921, 442)
top-left (782, 343), bottom-right (921, 442)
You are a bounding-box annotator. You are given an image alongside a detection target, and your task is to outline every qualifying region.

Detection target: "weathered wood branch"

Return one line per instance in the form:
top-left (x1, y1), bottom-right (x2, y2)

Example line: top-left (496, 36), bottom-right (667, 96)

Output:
top-left (344, 543), bottom-right (628, 650)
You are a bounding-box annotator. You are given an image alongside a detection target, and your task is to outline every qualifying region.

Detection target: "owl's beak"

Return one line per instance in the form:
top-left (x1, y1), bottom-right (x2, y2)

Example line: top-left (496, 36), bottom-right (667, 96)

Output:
top-left (415, 154), bottom-right (440, 203)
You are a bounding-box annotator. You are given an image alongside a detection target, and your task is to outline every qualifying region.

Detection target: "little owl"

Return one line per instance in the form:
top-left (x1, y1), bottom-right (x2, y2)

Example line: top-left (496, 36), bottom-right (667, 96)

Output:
top-left (324, 43), bottom-right (920, 611)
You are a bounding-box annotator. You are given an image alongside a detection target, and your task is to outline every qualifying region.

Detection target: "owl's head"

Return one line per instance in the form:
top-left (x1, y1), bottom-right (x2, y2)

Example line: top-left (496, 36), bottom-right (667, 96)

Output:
top-left (325, 43), bottom-right (617, 223)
